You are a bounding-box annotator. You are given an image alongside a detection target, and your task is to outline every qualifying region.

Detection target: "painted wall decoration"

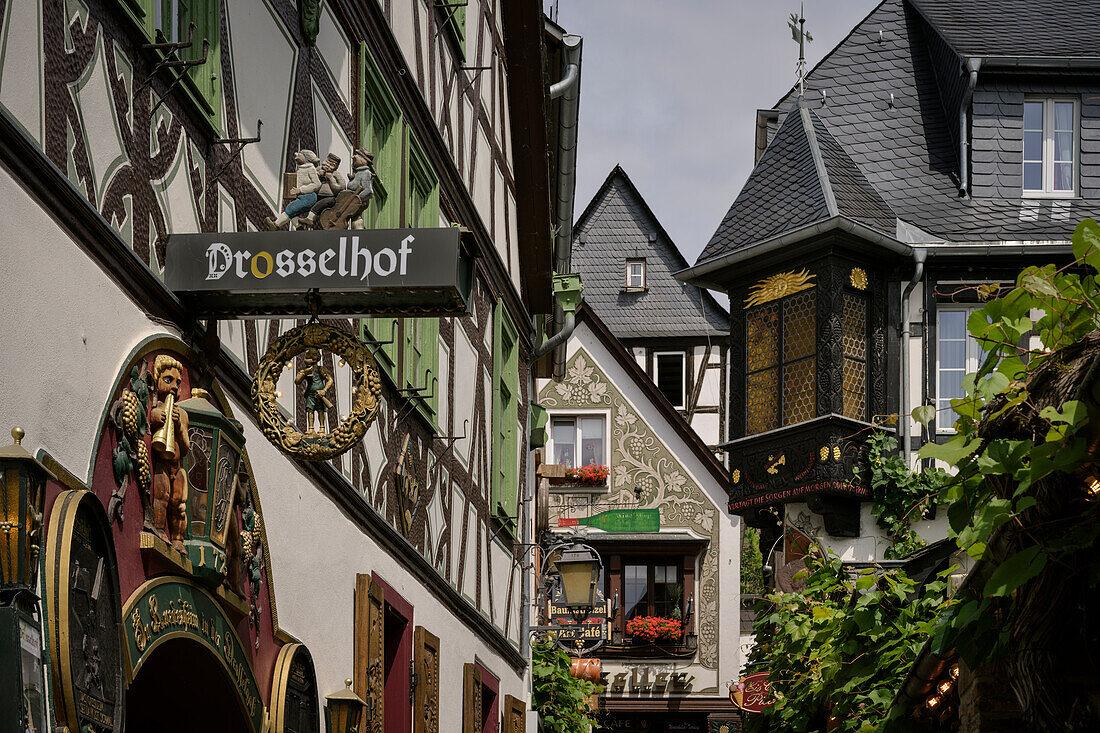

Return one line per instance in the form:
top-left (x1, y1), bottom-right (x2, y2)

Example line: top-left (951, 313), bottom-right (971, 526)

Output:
top-left (538, 350), bottom-right (722, 668)
top-left (43, 490), bottom-right (125, 733)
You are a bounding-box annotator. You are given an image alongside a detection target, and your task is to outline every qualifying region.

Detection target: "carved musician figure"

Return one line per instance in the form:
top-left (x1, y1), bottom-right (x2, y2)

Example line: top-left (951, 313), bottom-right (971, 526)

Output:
top-left (296, 348), bottom-right (334, 433)
top-left (149, 355), bottom-right (191, 552)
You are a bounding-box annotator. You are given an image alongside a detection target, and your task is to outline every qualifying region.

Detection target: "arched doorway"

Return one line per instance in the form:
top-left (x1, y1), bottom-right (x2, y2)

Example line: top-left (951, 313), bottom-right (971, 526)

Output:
top-left (126, 637), bottom-right (251, 733)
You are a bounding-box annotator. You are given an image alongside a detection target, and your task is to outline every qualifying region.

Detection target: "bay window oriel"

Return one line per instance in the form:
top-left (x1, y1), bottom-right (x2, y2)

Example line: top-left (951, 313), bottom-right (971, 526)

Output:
top-left (736, 260), bottom-right (878, 438)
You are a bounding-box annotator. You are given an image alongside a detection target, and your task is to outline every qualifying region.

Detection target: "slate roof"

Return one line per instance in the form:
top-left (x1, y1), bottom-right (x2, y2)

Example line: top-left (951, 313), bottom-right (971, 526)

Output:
top-left (694, 0), bottom-right (1100, 269)
top-left (701, 99), bottom-right (895, 261)
top-left (909, 0), bottom-right (1100, 59)
top-left (573, 167), bottom-right (729, 339)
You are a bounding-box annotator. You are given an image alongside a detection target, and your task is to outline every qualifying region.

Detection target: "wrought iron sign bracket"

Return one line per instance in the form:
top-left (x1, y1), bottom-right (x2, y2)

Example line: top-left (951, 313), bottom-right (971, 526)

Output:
top-left (133, 23), bottom-right (212, 117)
top-left (208, 120), bottom-right (263, 189)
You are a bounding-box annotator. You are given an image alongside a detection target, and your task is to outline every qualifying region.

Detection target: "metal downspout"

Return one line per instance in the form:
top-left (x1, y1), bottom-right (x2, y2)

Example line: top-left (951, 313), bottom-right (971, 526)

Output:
top-left (958, 58), bottom-right (981, 196)
top-left (550, 35), bottom-right (582, 378)
top-left (901, 249), bottom-right (927, 465)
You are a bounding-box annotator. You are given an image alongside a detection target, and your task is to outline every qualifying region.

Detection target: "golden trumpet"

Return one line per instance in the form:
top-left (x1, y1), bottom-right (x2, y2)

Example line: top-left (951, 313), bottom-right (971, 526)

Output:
top-left (152, 393), bottom-right (177, 459)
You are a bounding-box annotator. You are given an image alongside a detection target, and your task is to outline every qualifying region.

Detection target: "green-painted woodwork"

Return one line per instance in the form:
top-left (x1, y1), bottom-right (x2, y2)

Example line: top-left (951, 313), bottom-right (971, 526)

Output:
top-left (492, 299), bottom-right (519, 525)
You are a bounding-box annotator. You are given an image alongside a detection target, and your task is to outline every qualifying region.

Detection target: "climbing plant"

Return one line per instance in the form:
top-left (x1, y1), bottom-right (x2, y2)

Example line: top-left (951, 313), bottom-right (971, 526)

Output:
top-left (857, 432), bottom-right (950, 559)
top-left (531, 641), bottom-right (603, 733)
top-left (744, 554), bottom-right (951, 733)
top-left (741, 526), bottom-right (767, 595)
top-left (914, 218), bottom-right (1100, 668)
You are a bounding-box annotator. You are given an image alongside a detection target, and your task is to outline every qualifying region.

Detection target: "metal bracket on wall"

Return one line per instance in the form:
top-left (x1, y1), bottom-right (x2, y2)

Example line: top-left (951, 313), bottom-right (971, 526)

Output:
top-left (208, 120), bottom-right (263, 190)
top-left (133, 23), bottom-right (211, 117)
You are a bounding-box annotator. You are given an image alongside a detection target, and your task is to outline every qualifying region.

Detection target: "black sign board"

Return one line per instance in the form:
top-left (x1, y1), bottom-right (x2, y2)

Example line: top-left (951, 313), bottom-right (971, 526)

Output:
top-left (165, 228), bottom-right (474, 317)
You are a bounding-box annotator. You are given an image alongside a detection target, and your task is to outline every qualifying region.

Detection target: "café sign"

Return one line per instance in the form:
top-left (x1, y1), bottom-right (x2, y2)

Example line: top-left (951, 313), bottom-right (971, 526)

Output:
top-left (122, 577), bottom-right (265, 733)
top-left (730, 671), bottom-right (773, 713)
top-left (165, 228), bottom-right (474, 317)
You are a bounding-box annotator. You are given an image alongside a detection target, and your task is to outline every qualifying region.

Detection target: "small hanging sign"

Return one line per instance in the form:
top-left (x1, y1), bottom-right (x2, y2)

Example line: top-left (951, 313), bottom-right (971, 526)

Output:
top-left (556, 508), bottom-right (660, 533)
top-left (730, 672), bottom-right (773, 713)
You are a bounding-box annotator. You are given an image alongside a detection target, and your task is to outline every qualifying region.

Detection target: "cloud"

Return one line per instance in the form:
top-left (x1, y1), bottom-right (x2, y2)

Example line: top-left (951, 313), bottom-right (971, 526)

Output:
top-left (555, 0), bottom-right (881, 270)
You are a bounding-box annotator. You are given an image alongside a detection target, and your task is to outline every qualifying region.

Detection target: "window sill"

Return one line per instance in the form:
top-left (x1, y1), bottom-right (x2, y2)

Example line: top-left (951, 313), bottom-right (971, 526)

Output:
top-left (621, 287), bottom-right (648, 293)
top-left (1021, 191), bottom-right (1079, 200)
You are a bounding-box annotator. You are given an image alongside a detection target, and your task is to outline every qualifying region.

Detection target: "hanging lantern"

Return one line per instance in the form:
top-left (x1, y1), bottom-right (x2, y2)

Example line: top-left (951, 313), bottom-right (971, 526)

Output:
top-left (554, 543), bottom-right (602, 610)
top-left (175, 389), bottom-right (246, 586)
top-left (0, 427), bottom-right (54, 595)
top-left (325, 679), bottom-right (368, 733)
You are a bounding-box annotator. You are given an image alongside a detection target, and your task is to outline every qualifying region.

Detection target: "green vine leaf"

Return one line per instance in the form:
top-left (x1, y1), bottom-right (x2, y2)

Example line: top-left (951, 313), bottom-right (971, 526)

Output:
top-left (911, 404), bottom-right (936, 427)
top-left (983, 546), bottom-right (1046, 598)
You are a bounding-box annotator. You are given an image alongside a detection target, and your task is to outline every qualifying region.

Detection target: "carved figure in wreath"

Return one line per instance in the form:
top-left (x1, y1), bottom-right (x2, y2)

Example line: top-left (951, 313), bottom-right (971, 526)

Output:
top-left (320, 147), bottom-right (375, 230)
top-left (304, 152), bottom-right (344, 227)
top-left (264, 149), bottom-right (321, 231)
top-left (149, 355), bottom-right (191, 552)
top-left (296, 349), bottom-right (334, 433)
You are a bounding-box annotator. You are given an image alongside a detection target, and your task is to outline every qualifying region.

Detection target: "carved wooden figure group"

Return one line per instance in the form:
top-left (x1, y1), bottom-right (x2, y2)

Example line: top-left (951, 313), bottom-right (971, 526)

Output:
top-left (264, 148), bottom-right (375, 231)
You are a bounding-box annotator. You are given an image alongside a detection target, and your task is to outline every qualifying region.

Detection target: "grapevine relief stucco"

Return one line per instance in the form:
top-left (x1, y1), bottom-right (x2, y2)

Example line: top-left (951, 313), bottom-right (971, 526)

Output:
top-left (539, 351), bottom-right (721, 668)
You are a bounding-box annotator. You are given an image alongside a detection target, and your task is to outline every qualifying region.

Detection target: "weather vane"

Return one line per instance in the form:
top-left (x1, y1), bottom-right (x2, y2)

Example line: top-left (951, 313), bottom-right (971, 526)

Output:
top-left (788, 4), bottom-right (813, 96)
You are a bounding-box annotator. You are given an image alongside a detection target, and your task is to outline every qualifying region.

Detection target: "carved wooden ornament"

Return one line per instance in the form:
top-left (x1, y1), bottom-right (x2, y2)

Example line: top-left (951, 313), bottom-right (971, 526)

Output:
top-left (251, 322), bottom-right (382, 460)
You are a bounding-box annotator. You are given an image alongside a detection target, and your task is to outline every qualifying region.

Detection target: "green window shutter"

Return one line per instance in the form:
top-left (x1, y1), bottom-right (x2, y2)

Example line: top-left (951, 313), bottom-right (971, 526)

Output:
top-left (359, 42), bottom-right (402, 229)
top-left (405, 129), bottom-right (439, 228)
top-left (188, 0), bottom-right (222, 131)
top-left (360, 318), bottom-right (399, 380)
top-left (114, 0), bottom-right (221, 132)
top-left (404, 317), bottom-right (440, 424)
top-left (492, 300), bottom-right (519, 525)
top-left (439, 2), bottom-right (466, 58)
top-left (357, 42), bottom-right (404, 379)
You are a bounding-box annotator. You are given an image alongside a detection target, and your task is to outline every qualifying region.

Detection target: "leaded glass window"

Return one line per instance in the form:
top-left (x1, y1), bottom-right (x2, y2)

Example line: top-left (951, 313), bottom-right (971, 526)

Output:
top-left (842, 292), bottom-right (868, 420)
top-left (745, 289), bottom-right (816, 434)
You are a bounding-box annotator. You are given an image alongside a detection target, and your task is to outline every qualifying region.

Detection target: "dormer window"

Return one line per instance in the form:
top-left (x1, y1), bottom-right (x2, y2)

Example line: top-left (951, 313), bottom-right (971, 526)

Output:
top-left (625, 259), bottom-right (646, 290)
top-left (1023, 98), bottom-right (1077, 196)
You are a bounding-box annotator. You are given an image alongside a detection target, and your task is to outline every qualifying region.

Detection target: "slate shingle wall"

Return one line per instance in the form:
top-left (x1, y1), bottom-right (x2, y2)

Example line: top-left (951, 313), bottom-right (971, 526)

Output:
top-left (972, 83), bottom-right (1100, 202)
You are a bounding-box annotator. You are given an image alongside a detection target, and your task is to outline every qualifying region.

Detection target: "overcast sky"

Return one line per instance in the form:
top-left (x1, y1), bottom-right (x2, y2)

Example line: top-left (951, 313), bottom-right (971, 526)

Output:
top-left (552, 0), bottom-right (880, 267)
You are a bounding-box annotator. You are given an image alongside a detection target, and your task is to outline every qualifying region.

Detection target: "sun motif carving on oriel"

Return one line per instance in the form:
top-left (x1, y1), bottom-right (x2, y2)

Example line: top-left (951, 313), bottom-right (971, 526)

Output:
top-left (744, 269), bottom-right (817, 308)
top-left (251, 321), bottom-right (383, 460)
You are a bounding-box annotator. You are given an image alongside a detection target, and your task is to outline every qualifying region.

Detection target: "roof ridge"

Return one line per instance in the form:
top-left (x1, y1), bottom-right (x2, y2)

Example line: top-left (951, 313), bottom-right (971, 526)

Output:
top-left (800, 102), bottom-right (838, 217)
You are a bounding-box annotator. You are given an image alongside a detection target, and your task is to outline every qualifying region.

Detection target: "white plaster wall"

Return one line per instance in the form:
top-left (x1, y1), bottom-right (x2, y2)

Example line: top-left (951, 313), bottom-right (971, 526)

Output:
top-left (786, 502), bottom-right (950, 563)
top-left (0, 166), bottom-right (164, 481)
top-left (564, 324), bottom-right (743, 689)
top-left (902, 286), bottom-right (927, 469)
top-left (225, 0), bottom-right (298, 210)
top-left (0, 0), bottom-right (44, 145)
top-left (240, 392), bottom-right (527, 716)
top-left (691, 413), bottom-right (720, 447)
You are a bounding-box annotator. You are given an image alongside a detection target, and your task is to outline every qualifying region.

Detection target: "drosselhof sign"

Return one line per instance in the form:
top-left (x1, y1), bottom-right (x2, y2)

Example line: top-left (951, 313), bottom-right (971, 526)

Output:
top-left (165, 228), bottom-right (474, 317)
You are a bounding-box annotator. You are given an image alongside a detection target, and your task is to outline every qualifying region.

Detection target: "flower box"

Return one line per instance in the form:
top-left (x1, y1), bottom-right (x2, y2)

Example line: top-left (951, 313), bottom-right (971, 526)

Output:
top-left (565, 463), bottom-right (609, 486)
top-left (626, 616), bottom-right (682, 642)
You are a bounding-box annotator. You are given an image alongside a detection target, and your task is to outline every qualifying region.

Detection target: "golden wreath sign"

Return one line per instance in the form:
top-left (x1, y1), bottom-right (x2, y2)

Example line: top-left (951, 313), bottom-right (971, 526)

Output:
top-left (251, 321), bottom-right (382, 460)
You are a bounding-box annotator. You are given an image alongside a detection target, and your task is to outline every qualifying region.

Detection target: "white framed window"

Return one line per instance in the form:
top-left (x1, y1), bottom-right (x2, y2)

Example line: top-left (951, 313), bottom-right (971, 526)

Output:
top-left (625, 259), bottom-right (646, 289)
top-left (936, 304), bottom-right (984, 433)
top-left (1023, 98), bottom-right (1077, 196)
top-left (653, 351), bottom-right (686, 408)
top-left (548, 415), bottom-right (607, 468)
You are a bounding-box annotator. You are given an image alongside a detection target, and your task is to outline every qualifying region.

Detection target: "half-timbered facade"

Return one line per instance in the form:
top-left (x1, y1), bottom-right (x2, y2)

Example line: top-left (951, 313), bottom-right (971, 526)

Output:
top-left (0, 0), bottom-right (576, 730)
